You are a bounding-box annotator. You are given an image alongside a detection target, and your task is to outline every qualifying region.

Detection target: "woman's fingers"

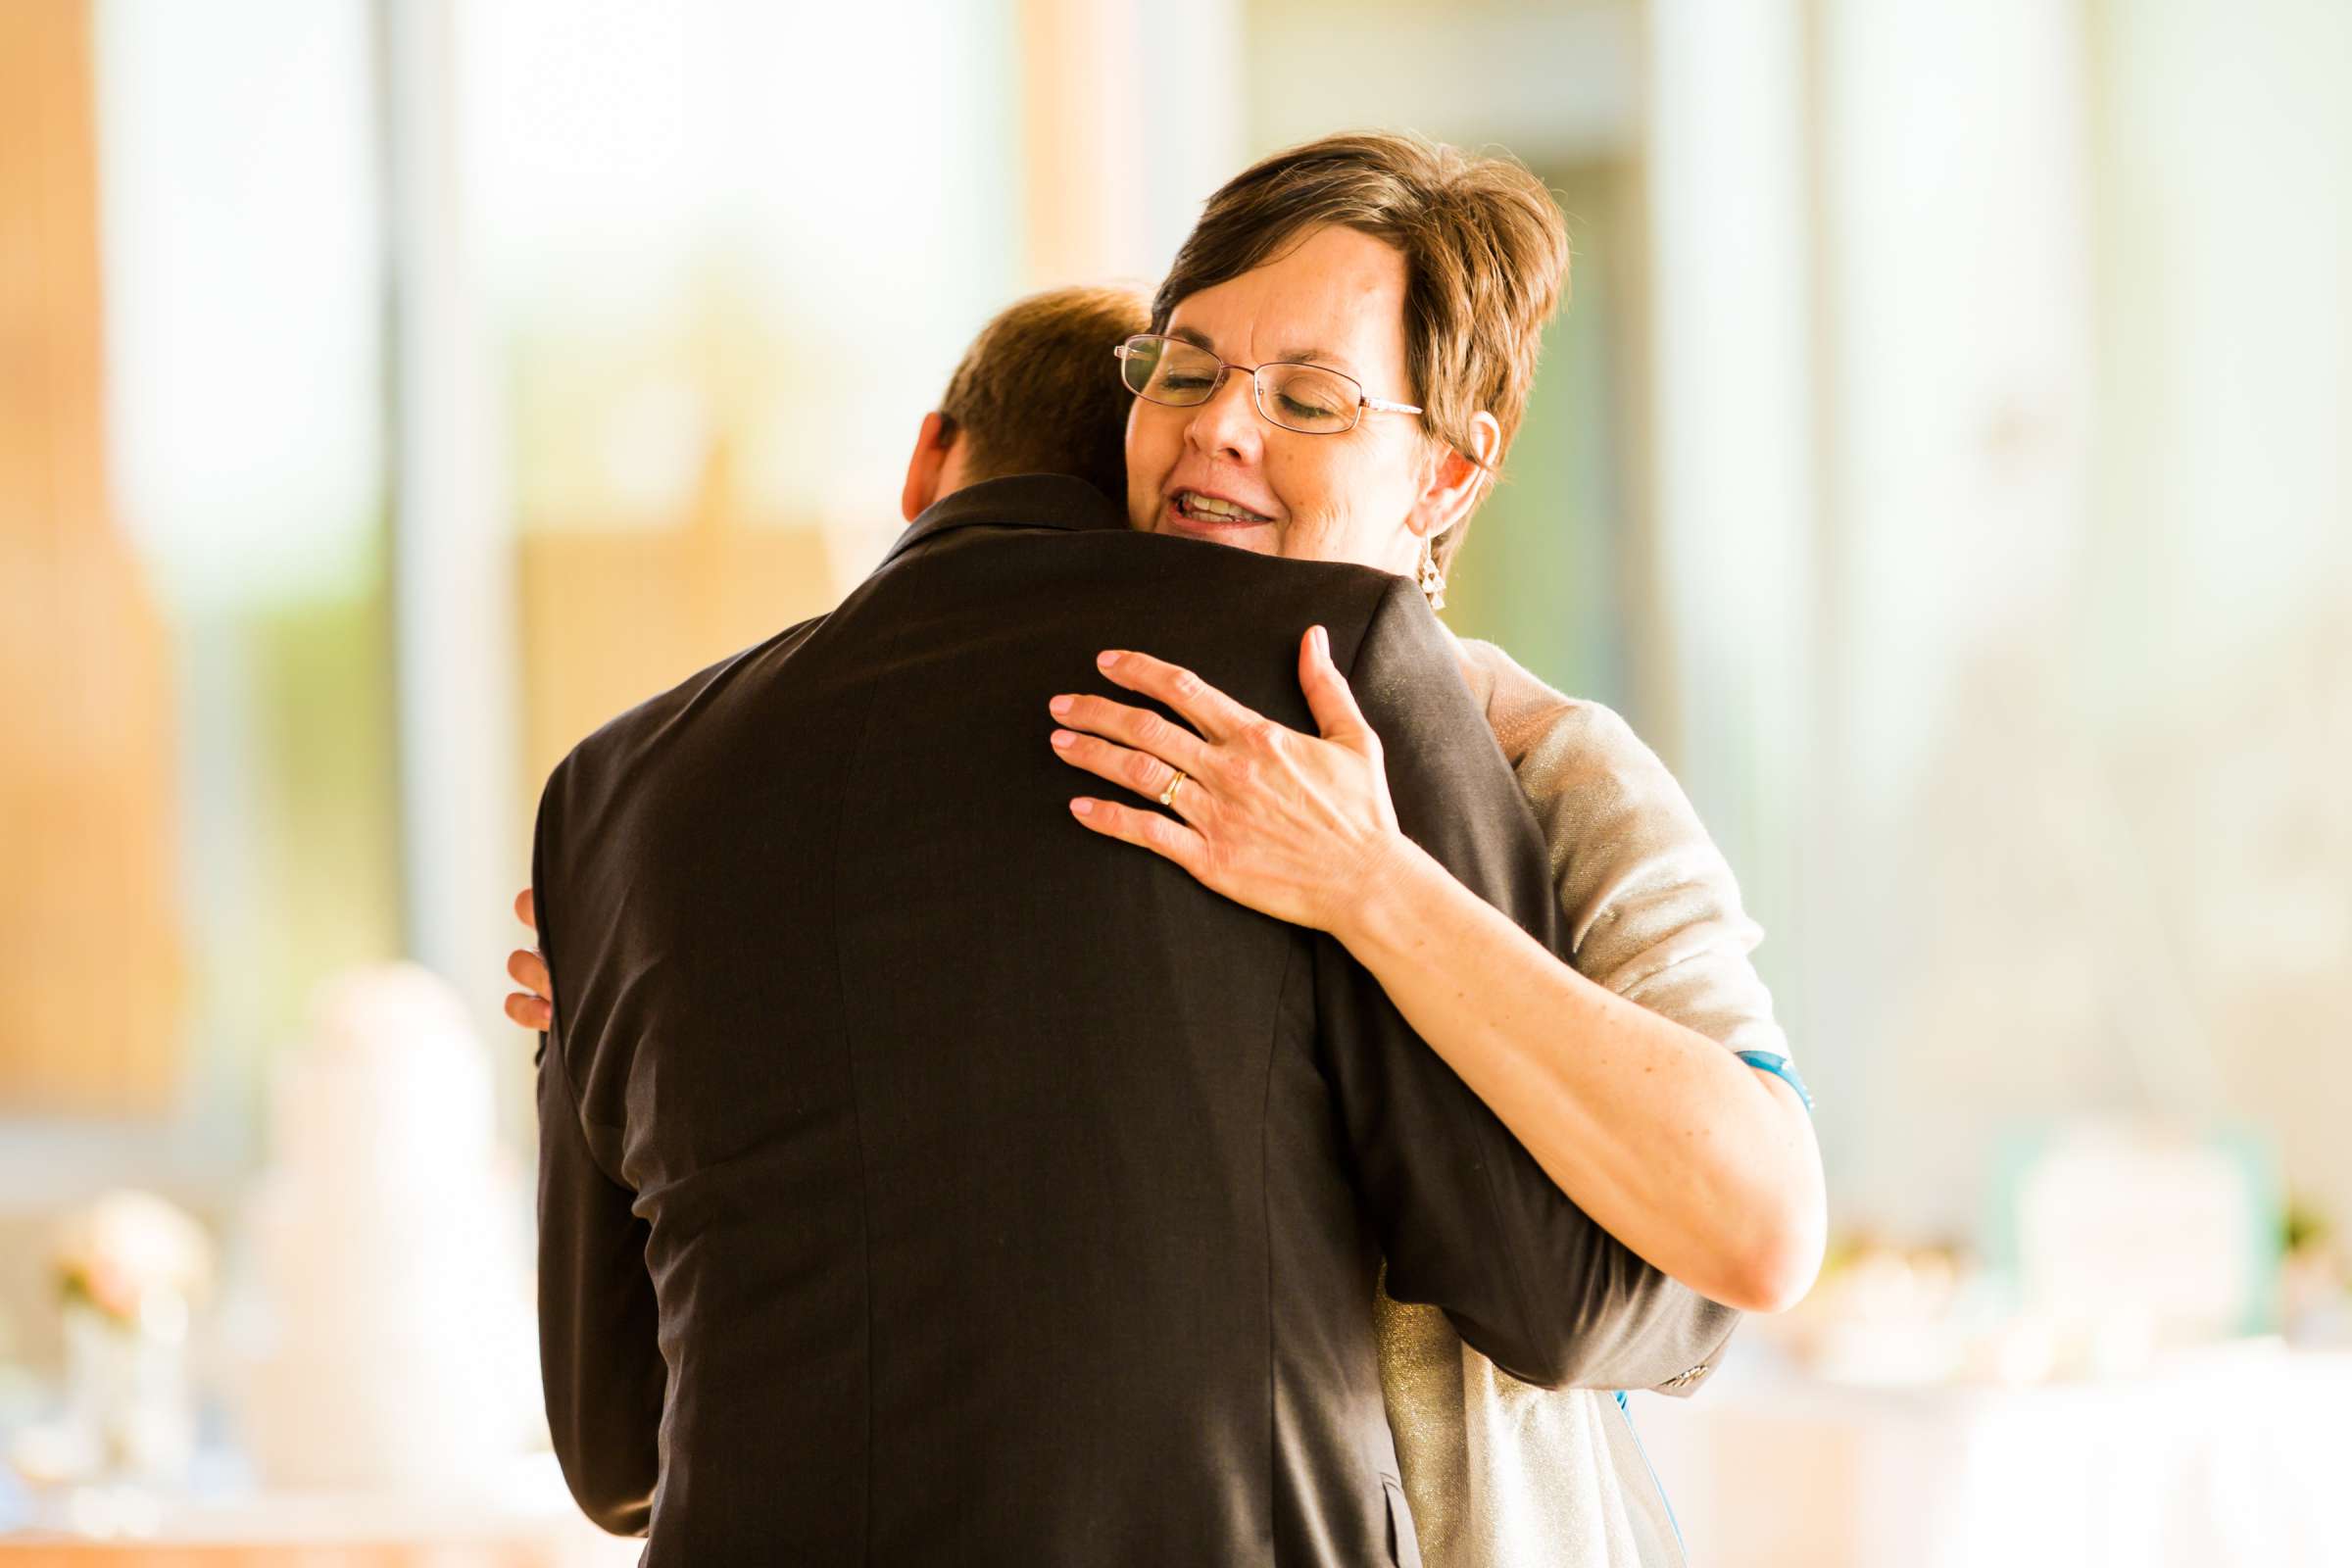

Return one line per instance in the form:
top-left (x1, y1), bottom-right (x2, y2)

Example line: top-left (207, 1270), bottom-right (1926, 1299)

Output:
top-left (1066, 796), bottom-right (1211, 875)
top-left (1094, 650), bottom-right (1261, 744)
top-left (1047, 692), bottom-right (1213, 779)
top-left (509, 946), bottom-right (551, 1000)
top-left (1050, 728), bottom-right (1207, 820)
top-left (1297, 624), bottom-right (1378, 756)
top-left (508, 892), bottom-right (549, 1032)
top-left (1058, 634), bottom-right (1405, 934)
top-left (504, 990), bottom-right (552, 1031)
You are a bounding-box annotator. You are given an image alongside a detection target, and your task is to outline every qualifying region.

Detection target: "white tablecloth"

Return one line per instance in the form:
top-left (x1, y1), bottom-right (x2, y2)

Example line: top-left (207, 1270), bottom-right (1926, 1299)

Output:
top-left (1627, 1341), bottom-right (2352, 1568)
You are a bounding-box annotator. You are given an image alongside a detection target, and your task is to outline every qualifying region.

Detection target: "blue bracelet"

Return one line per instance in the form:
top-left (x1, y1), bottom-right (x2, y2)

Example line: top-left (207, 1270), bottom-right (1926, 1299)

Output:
top-left (1735, 1050), bottom-right (1815, 1114)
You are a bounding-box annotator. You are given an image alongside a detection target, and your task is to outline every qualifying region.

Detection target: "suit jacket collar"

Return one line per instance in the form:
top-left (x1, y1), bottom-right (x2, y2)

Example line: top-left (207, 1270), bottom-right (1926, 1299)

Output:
top-left (882, 473), bottom-right (1129, 566)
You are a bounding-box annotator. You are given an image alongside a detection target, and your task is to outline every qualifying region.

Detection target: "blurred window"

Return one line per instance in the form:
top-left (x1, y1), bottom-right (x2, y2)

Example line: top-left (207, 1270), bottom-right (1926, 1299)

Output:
top-left (455, 1), bottom-right (1024, 800)
top-left (0, 0), bottom-right (397, 1151)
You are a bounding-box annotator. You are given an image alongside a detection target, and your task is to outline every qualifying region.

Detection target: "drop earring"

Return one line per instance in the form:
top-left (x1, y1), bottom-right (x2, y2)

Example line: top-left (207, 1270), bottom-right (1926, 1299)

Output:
top-left (1417, 535), bottom-right (1447, 612)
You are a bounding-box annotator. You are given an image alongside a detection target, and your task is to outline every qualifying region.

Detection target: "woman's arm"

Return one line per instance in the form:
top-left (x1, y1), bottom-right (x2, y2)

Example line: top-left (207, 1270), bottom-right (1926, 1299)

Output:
top-left (1343, 831), bottom-right (1823, 1313)
top-left (1050, 630), bottom-right (1825, 1316)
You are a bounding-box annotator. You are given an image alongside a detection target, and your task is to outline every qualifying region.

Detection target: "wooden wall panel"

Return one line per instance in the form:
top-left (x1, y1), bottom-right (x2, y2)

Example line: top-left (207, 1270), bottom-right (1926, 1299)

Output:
top-left (0, 0), bottom-right (186, 1113)
top-left (516, 439), bottom-right (841, 803)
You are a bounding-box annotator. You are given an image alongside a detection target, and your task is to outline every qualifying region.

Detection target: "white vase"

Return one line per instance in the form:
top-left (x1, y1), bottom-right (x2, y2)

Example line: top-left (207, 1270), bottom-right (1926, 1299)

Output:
top-left (62, 1296), bottom-right (196, 1486)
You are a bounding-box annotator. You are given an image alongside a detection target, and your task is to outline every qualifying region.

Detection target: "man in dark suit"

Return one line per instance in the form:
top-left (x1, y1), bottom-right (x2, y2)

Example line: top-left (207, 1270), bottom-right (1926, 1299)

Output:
top-left (529, 286), bottom-right (1736, 1564)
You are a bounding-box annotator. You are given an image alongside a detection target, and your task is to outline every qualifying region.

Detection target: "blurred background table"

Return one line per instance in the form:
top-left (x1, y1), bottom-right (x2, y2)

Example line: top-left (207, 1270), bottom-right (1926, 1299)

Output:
top-left (0, 1456), bottom-right (642, 1568)
top-left (0, 1548), bottom-right (598, 1567)
top-left (1634, 1341), bottom-right (2352, 1568)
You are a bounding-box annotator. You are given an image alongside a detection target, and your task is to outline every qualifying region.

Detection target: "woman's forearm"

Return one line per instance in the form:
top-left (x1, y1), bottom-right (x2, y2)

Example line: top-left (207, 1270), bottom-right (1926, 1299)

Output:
top-left (1043, 638), bottom-right (1826, 1311)
top-left (1341, 834), bottom-right (1826, 1314)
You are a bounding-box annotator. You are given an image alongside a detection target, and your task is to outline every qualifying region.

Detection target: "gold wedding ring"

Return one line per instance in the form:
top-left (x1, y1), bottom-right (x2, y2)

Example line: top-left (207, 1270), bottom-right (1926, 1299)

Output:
top-left (1156, 768), bottom-right (1188, 809)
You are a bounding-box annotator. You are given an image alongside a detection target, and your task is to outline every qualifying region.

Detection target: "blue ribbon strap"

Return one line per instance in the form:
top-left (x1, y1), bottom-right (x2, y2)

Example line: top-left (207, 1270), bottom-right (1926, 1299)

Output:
top-left (1735, 1049), bottom-right (1815, 1114)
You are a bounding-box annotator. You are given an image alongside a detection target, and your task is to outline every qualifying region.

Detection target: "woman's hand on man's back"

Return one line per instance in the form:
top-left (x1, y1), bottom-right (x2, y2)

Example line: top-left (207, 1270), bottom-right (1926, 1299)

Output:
top-left (506, 886), bottom-right (553, 1032)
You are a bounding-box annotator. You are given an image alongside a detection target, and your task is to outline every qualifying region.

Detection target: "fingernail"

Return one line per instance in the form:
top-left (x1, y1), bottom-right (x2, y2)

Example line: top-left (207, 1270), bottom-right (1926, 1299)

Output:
top-left (1311, 625), bottom-right (1329, 658)
top-left (1049, 695), bottom-right (1073, 716)
top-left (1097, 651), bottom-right (1122, 669)
top-left (1051, 729), bottom-right (1075, 749)
top-left (1071, 799), bottom-right (1095, 817)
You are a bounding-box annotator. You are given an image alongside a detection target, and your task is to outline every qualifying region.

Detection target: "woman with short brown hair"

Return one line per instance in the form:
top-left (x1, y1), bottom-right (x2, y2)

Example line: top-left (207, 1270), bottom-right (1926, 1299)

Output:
top-left (1054, 130), bottom-right (1825, 1567)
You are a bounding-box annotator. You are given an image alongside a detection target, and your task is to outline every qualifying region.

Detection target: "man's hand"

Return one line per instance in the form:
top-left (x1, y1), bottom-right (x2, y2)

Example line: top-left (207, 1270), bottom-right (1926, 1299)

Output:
top-left (506, 887), bottom-right (554, 1031)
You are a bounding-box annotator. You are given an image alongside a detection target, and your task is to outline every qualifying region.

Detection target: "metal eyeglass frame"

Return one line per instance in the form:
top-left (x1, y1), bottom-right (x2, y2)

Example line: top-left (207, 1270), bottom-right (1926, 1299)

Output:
top-left (1112, 333), bottom-right (1423, 435)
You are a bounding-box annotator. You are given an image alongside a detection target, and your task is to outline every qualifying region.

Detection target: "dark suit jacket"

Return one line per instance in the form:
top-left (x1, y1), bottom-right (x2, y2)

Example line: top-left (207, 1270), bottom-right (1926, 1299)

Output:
top-left (531, 473), bottom-right (1738, 1566)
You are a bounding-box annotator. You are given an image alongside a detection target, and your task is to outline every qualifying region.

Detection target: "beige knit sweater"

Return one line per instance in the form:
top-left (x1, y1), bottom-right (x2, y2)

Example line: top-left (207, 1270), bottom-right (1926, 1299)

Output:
top-left (1375, 633), bottom-right (1793, 1568)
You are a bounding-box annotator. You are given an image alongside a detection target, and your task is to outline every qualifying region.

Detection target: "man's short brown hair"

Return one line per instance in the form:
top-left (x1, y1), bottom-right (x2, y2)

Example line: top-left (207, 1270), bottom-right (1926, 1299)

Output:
top-left (937, 284), bottom-right (1149, 500)
top-left (1151, 132), bottom-right (1570, 573)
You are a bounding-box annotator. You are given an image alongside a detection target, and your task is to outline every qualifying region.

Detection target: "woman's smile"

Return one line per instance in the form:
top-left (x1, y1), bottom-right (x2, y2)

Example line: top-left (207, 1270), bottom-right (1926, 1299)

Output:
top-left (1162, 486), bottom-right (1278, 537)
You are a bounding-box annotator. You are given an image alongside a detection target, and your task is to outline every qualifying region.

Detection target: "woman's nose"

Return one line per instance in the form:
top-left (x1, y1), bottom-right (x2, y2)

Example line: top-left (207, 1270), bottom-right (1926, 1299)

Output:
top-left (1185, 369), bottom-right (1262, 464)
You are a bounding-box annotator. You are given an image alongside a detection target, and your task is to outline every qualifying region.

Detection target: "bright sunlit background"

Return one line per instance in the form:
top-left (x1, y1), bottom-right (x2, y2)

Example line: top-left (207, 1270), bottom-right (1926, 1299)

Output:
top-left (4, 0), bottom-right (2347, 1561)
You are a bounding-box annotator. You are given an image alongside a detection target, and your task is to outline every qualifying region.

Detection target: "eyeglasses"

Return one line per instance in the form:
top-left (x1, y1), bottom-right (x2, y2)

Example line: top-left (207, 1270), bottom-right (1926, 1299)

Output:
top-left (1112, 333), bottom-right (1423, 436)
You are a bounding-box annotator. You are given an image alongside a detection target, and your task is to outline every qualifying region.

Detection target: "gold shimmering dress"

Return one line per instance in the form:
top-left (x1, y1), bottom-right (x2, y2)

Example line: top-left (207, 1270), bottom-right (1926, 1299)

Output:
top-left (1376, 634), bottom-right (1795, 1568)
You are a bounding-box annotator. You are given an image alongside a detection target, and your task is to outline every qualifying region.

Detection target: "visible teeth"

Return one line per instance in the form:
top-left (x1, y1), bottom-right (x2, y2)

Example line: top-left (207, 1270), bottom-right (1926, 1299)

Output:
top-left (1180, 491), bottom-right (1266, 522)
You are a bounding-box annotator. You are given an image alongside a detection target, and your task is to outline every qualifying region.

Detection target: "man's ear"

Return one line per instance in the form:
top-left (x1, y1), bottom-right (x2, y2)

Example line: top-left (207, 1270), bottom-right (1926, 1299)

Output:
top-left (1405, 410), bottom-right (1502, 544)
top-left (901, 412), bottom-right (956, 522)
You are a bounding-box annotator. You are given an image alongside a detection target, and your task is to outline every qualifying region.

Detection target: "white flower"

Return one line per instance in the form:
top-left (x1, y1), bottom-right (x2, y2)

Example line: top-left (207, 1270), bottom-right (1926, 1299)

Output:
top-left (54, 1190), bottom-right (214, 1325)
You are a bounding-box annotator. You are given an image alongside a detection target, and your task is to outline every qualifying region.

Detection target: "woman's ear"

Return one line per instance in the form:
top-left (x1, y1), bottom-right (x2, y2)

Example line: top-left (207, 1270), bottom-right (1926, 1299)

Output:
top-left (1406, 410), bottom-right (1502, 542)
